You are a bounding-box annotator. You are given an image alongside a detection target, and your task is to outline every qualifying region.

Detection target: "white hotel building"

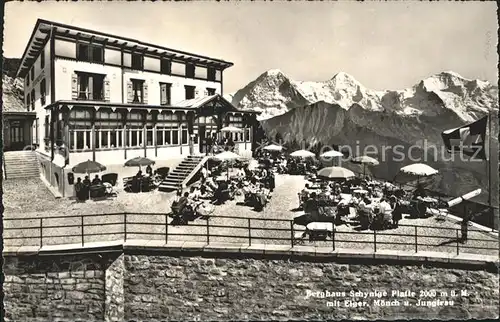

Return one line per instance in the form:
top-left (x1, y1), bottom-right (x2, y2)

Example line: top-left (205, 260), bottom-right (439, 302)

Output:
top-left (16, 19), bottom-right (260, 195)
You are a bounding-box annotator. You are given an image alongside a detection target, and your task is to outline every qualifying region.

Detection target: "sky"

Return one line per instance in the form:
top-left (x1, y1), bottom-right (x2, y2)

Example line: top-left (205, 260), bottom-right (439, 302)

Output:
top-left (3, 1), bottom-right (498, 94)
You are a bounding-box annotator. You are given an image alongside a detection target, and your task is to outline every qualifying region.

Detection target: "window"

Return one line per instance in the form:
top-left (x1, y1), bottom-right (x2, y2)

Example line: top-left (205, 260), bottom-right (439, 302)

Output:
top-left (185, 85), bottom-right (195, 100)
top-left (207, 67), bottom-right (216, 81)
top-left (40, 49), bottom-right (45, 69)
top-left (26, 75), bottom-right (30, 87)
top-left (77, 73), bottom-right (105, 100)
top-left (30, 67), bottom-right (34, 81)
top-left (31, 89), bottom-right (35, 110)
top-left (146, 126), bottom-right (154, 147)
top-left (132, 79), bottom-right (145, 103)
top-left (26, 93), bottom-right (30, 111)
top-left (34, 118), bottom-right (39, 145)
top-left (44, 116), bottom-right (50, 138)
top-left (160, 83), bottom-right (172, 105)
top-left (161, 58), bottom-right (171, 74)
top-left (181, 126), bottom-right (188, 145)
top-left (40, 79), bottom-right (46, 106)
top-left (172, 129), bottom-right (179, 145)
top-left (185, 63), bottom-right (195, 78)
top-left (77, 43), bottom-right (104, 63)
top-left (207, 88), bottom-right (216, 96)
top-left (68, 120), bottom-right (92, 151)
top-left (131, 53), bottom-right (143, 70)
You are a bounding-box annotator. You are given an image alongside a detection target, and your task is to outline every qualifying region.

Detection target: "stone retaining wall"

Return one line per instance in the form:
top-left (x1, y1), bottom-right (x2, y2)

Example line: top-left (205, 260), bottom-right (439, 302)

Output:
top-left (3, 253), bottom-right (118, 321)
top-left (123, 255), bottom-right (499, 321)
top-left (3, 250), bottom-right (499, 321)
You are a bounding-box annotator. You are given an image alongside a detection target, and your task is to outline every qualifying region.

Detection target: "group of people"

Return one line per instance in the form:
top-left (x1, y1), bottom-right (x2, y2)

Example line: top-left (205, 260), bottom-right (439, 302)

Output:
top-left (74, 174), bottom-right (108, 201)
top-left (255, 151), bottom-right (320, 175)
top-left (127, 165), bottom-right (162, 193)
top-left (204, 134), bottom-right (236, 155)
top-left (298, 177), bottom-right (407, 230)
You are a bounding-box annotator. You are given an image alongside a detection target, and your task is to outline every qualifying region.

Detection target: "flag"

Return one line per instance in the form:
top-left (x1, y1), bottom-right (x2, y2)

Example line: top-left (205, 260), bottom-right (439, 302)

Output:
top-left (441, 116), bottom-right (488, 160)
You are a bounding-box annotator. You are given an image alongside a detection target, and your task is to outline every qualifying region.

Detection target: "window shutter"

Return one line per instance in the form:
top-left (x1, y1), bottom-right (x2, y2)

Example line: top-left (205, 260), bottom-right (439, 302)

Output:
top-left (127, 80), bottom-right (133, 103)
top-left (143, 82), bottom-right (148, 104)
top-left (71, 73), bottom-right (78, 100)
top-left (104, 77), bottom-right (110, 102)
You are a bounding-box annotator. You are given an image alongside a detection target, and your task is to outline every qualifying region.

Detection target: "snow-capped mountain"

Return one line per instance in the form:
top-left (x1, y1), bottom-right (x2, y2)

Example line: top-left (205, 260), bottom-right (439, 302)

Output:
top-left (232, 69), bottom-right (496, 122)
top-left (231, 69), bottom-right (498, 205)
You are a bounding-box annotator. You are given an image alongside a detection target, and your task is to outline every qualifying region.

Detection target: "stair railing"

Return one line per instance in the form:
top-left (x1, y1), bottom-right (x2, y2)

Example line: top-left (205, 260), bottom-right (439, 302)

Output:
top-left (180, 156), bottom-right (209, 189)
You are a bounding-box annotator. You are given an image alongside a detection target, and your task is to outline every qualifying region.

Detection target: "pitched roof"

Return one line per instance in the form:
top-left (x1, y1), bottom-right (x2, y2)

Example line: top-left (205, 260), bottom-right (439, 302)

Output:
top-left (174, 95), bottom-right (219, 109)
top-left (17, 19), bottom-right (234, 78)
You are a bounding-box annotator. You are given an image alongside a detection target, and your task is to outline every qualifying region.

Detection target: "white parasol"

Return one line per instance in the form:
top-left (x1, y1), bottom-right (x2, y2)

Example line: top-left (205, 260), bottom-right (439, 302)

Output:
top-left (399, 163), bottom-right (438, 177)
top-left (290, 149), bottom-right (315, 158)
top-left (263, 144), bottom-right (283, 152)
top-left (220, 126), bottom-right (244, 133)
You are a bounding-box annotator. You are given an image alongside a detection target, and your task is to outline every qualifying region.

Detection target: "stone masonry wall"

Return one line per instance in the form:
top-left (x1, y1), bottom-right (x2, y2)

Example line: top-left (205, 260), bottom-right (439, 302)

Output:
top-left (3, 253), bottom-right (119, 322)
top-left (105, 254), bottom-right (125, 322)
top-left (4, 251), bottom-right (499, 321)
top-left (124, 255), bottom-right (499, 321)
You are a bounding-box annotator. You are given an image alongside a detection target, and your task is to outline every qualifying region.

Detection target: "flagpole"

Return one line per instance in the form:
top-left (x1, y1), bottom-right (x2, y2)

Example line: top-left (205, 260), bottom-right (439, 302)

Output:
top-left (487, 109), bottom-right (492, 228)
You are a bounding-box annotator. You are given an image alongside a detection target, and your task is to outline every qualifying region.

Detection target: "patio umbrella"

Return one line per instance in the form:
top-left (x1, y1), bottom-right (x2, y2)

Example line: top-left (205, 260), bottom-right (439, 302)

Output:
top-left (263, 144), bottom-right (283, 152)
top-left (211, 151), bottom-right (243, 179)
top-left (317, 166), bottom-right (355, 181)
top-left (320, 150), bottom-right (344, 166)
top-left (211, 151), bottom-right (242, 161)
top-left (396, 163), bottom-right (439, 185)
top-left (290, 149), bottom-right (315, 158)
top-left (320, 150), bottom-right (344, 158)
top-left (220, 126), bottom-right (244, 133)
top-left (351, 155), bottom-right (380, 177)
top-left (72, 160), bottom-right (107, 174)
top-left (124, 157), bottom-right (156, 168)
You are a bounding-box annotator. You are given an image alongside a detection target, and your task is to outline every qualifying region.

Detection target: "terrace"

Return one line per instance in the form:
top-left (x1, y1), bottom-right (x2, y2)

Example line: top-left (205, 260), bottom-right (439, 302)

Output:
top-left (4, 174), bottom-right (497, 258)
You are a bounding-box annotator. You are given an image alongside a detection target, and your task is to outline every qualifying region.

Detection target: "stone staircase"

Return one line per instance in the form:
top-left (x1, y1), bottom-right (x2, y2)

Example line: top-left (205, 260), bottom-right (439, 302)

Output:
top-left (158, 155), bottom-right (208, 191)
top-left (3, 151), bottom-right (40, 179)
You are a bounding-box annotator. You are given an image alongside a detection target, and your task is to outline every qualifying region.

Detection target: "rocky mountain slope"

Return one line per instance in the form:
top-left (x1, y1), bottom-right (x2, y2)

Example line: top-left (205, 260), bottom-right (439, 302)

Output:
top-left (2, 57), bottom-right (25, 112)
top-left (232, 69), bottom-right (498, 205)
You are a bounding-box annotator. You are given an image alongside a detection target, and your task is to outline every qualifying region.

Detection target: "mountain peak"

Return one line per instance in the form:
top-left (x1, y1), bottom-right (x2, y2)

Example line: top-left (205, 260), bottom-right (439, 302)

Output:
top-left (331, 71), bottom-right (357, 81)
top-left (439, 70), bottom-right (466, 79)
top-left (261, 69), bottom-right (288, 79)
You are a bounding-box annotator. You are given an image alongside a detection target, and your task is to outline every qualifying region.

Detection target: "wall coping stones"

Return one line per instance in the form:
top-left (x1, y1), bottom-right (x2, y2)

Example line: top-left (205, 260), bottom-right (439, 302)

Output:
top-left (3, 239), bottom-right (499, 270)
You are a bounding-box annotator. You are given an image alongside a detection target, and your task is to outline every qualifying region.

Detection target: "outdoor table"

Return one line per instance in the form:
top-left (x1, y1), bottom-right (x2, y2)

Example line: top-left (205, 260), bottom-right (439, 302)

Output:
top-left (306, 222), bottom-right (334, 232)
top-left (89, 184), bottom-right (106, 198)
top-left (353, 189), bottom-right (368, 195)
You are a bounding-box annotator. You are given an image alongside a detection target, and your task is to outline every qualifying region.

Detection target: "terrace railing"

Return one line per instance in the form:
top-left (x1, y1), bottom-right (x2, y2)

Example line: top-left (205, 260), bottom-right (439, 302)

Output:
top-left (3, 213), bottom-right (497, 257)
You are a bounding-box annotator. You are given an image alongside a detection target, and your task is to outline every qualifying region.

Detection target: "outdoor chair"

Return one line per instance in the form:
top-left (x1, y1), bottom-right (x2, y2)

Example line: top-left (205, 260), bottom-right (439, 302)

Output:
top-left (156, 167), bottom-right (170, 179)
top-left (102, 173), bottom-right (118, 187)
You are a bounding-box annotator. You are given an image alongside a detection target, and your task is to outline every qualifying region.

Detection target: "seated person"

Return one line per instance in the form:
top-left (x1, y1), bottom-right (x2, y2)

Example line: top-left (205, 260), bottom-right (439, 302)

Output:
top-left (176, 192), bottom-right (191, 215)
top-left (205, 177), bottom-right (218, 192)
top-left (145, 165), bottom-right (153, 176)
top-left (304, 192), bottom-right (320, 215)
top-left (412, 183), bottom-right (427, 199)
top-left (188, 186), bottom-right (201, 202)
top-left (136, 170), bottom-right (143, 178)
top-left (378, 197), bottom-right (394, 224)
top-left (301, 184), bottom-right (312, 196)
top-left (91, 175), bottom-right (101, 185)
